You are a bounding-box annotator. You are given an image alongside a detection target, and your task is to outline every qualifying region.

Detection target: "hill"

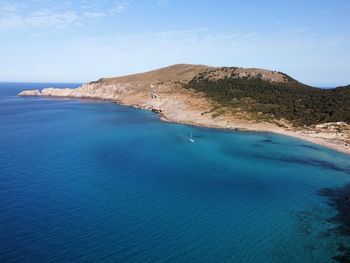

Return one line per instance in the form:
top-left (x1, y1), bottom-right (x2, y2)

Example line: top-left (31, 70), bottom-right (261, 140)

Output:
top-left (18, 64), bottom-right (350, 154)
top-left (96, 64), bottom-right (350, 126)
top-left (184, 68), bottom-right (350, 125)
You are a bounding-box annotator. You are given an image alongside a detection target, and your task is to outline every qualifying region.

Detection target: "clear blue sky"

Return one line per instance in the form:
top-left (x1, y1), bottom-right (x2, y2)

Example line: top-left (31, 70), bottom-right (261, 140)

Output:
top-left (0, 0), bottom-right (349, 86)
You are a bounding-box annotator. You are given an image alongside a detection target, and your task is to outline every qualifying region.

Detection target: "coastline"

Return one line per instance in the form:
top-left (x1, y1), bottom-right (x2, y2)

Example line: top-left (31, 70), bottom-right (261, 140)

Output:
top-left (158, 110), bottom-right (350, 156)
top-left (18, 90), bottom-right (350, 156)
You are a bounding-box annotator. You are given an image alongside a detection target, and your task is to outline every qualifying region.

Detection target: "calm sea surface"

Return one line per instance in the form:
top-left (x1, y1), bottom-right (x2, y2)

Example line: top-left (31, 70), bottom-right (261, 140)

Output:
top-left (0, 83), bottom-right (350, 262)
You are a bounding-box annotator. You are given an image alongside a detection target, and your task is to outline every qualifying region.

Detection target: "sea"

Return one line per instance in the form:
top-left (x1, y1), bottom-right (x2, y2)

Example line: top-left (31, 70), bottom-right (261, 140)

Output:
top-left (0, 82), bottom-right (350, 262)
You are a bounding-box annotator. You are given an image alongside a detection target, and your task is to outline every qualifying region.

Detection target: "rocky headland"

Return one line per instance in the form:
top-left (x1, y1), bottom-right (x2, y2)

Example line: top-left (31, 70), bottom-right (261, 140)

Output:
top-left (18, 64), bottom-right (350, 155)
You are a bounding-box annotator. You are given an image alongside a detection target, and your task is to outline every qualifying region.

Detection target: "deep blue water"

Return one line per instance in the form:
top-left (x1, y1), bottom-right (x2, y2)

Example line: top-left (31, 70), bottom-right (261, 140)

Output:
top-left (1, 82), bottom-right (350, 262)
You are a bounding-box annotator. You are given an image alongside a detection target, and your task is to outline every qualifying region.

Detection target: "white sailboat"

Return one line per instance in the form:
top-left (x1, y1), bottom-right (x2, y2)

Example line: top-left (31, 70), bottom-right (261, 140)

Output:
top-left (189, 131), bottom-right (195, 143)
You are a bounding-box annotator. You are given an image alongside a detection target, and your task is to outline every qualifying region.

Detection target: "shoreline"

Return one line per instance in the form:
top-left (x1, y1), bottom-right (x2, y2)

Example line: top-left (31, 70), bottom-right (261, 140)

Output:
top-left (19, 93), bottom-right (350, 156)
top-left (159, 112), bottom-right (350, 155)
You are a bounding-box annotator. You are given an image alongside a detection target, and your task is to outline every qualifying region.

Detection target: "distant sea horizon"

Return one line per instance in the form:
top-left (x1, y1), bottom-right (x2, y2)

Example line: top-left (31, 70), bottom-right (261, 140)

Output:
top-left (0, 82), bottom-right (349, 262)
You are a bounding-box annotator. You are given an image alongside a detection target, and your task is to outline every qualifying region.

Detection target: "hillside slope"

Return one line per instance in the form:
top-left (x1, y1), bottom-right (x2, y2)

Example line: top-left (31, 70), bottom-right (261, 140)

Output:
top-left (185, 69), bottom-right (350, 125)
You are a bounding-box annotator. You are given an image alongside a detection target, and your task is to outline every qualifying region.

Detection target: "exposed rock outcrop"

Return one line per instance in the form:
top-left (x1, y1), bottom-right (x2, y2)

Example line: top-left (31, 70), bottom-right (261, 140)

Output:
top-left (18, 89), bottom-right (42, 96)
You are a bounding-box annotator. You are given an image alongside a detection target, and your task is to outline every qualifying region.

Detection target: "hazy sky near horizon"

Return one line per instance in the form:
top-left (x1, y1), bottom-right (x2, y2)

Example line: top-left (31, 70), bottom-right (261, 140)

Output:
top-left (0, 0), bottom-right (349, 86)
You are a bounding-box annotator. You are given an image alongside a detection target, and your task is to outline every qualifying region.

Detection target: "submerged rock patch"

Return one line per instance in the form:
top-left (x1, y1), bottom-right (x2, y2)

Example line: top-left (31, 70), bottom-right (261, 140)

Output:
top-left (319, 183), bottom-right (350, 262)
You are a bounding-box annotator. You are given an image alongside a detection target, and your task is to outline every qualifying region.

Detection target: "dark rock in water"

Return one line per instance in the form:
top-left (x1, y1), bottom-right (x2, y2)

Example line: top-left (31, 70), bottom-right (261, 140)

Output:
top-left (262, 138), bottom-right (273, 143)
top-left (253, 154), bottom-right (350, 175)
top-left (333, 254), bottom-right (350, 263)
top-left (319, 184), bottom-right (350, 262)
top-left (151, 108), bottom-right (162, 114)
top-left (300, 144), bottom-right (320, 150)
top-left (339, 243), bottom-right (346, 252)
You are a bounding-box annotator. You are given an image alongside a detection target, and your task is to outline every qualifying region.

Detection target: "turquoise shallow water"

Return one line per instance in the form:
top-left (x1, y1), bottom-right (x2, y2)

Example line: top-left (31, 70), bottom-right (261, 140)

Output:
top-left (0, 83), bottom-right (350, 262)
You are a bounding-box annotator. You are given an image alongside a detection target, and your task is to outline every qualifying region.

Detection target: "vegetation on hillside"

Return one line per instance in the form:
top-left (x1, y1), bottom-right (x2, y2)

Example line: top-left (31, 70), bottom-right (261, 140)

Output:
top-left (184, 74), bottom-right (350, 126)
